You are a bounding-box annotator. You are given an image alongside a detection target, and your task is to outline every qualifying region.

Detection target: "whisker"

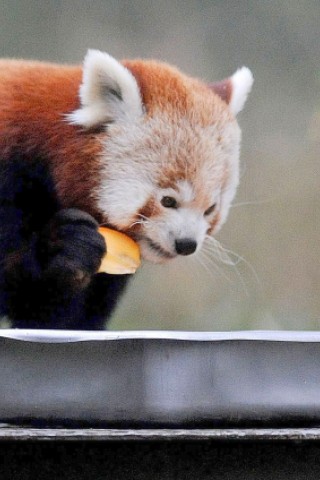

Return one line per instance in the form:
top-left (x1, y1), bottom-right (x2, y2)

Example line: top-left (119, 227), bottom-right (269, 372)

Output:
top-left (201, 241), bottom-right (240, 267)
top-left (201, 244), bottom-right (249, 295)
top-left (136, 213), bottom-right (151, 222)
top-left (207, 236), bottom-right (260, 284)
top-left (231, 197), bottom-right (278, 209)
top-left (129, 220), bottom-right (145, 228)
top-left (198, 247), bottom-right (233, 284)
top-left (195, 250), bottom-right (220, 281)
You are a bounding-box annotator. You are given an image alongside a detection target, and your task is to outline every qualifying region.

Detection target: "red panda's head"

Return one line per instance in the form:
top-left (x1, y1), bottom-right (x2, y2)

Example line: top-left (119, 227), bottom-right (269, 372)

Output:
top-left (68, 50), bottom-right (253, 263)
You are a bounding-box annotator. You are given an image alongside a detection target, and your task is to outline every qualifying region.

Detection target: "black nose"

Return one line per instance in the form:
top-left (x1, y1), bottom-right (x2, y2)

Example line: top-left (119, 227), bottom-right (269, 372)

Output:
top-left (175, 238), bottom-right (197, 256)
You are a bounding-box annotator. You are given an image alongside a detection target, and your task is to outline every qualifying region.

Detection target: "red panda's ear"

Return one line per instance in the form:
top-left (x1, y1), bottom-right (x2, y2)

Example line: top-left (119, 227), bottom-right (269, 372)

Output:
top-left (209, 67), bottom-right (253, 116)
top-left (67, 49), bottom-right (143, 128)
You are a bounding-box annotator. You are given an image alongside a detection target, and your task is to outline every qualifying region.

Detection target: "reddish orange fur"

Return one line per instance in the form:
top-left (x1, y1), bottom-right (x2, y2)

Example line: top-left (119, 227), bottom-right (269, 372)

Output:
top-left (124, 59), bottom-right (231, 124)
top-left (0, 57), bottom-right (231, 223)
top-left (0, 60), bottom-right (104, 219)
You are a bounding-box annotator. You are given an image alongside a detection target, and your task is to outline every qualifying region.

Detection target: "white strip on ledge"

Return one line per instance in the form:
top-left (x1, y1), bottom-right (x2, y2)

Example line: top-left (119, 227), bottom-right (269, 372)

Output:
top-left (1, 329), bottom-right (320, 343)
top-left (1, 427), bottom-right (320, 441)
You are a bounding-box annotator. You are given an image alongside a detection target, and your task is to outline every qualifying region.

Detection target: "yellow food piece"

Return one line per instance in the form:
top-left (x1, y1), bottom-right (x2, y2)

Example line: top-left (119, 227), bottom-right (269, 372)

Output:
top-left (98, 227), bottom-right (141, 275)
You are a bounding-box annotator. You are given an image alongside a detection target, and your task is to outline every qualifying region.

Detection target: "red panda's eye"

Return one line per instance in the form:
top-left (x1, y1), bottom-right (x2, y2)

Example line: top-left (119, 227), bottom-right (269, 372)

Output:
top-left (161, 196), bottom-right (178, 209)
top-left (204, 204), bottom-right (217, 216)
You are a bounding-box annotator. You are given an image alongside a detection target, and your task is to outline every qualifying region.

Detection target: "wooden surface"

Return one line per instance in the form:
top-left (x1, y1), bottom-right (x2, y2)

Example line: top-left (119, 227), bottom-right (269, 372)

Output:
top-left (1, 427), bottom-right (320, 441)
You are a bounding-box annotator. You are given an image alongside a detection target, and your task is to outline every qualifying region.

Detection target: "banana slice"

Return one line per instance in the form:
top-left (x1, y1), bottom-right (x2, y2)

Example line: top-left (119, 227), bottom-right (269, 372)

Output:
top-left (98, 227), bottom-right (141, 275)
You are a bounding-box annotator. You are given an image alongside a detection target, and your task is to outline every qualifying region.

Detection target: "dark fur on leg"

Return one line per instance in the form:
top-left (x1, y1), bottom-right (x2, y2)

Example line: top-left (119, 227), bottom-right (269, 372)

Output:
top-left (0, 156), bottom-right (130, 329)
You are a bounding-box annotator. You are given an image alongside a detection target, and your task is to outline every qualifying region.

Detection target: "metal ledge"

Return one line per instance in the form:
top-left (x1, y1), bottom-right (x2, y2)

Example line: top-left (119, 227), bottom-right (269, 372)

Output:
top-left (2, 330), bottom-right (320, 428)
top-left (1, 427), bottom-right (320, 442)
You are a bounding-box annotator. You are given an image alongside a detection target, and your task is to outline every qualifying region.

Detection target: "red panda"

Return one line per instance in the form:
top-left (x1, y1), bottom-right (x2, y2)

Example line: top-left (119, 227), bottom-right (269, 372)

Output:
top-left (0, 49), bottom-right (253, 329)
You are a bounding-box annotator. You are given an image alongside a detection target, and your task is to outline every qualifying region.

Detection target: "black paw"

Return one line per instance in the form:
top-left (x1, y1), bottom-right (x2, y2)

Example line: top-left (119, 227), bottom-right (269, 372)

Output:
top-left (39, 209), bottom-right (106, 290)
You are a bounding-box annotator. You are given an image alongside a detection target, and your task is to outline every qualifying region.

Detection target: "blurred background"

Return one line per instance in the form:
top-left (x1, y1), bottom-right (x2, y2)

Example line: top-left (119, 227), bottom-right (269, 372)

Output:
top-left (0, 0), bottom-right (318, 331)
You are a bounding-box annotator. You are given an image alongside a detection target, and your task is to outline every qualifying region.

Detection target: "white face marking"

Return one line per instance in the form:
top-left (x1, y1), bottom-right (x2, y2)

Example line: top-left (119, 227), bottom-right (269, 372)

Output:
top-left (95, 112), bottom-right (241, 264)
top-left (138, 181), bottom-right (222, 263)
top-left (177, 180), bottom-right (195, 203)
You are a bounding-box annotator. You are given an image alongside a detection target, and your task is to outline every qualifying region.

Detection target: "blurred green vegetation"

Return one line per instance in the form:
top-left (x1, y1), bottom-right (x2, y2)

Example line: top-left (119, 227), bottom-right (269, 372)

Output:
top-left (0, 0), bottom-right (319, 330)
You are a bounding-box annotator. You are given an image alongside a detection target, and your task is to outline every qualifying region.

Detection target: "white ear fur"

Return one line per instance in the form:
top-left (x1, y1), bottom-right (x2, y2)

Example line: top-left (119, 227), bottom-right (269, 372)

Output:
top-left (229, 67), bottom-right (254, 116)
top-left (67, 49), bottom-right (143, 128)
